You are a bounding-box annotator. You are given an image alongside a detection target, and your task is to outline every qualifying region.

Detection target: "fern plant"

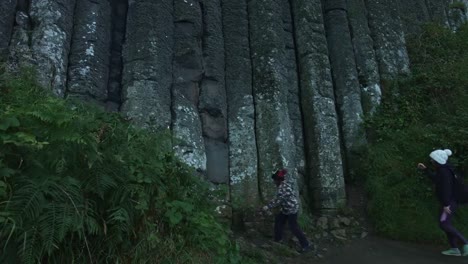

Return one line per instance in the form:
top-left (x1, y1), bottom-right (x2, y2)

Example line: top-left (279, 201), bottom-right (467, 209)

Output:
top-left (0, 71), bottom-right (240, 264)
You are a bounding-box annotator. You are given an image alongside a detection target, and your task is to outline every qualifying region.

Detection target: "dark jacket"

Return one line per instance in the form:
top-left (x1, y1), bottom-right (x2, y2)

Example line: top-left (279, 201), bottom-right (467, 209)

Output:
top-left (424, 164), bottom-right (456, 207)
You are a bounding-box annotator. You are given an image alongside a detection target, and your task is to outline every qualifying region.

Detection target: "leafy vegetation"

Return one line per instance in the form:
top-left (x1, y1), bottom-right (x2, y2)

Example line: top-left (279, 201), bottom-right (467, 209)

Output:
top-left (362, 24), bottom-right (468, 243)
top-left (0, 71), bottom-right (241, 263)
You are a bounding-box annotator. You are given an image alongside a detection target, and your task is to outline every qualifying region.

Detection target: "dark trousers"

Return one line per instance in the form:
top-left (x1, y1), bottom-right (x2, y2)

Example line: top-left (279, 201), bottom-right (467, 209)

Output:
top-left (274, 213), bottom-right (309, 248)
top-left (439, 201), bottom-right (468, 248)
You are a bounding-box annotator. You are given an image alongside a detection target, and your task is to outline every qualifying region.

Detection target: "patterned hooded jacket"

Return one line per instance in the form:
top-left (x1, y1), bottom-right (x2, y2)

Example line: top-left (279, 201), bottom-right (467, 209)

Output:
top-left (267, 181), bottom-right (299, 215)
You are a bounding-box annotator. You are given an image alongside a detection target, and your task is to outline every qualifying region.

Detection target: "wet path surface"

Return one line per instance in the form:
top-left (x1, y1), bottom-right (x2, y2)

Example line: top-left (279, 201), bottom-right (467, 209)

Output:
top-left (314, 236), bottom-right (466, 264)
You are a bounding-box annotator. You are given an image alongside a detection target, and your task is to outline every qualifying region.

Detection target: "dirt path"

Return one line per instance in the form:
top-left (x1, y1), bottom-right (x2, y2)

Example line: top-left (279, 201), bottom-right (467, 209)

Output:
top-left (311, 236), bottom-right (466, 264)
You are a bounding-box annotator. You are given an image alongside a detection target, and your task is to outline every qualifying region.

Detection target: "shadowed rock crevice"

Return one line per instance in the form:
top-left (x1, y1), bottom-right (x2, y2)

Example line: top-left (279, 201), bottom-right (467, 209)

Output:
top-left (106, 0), bottom-right (128, 111)
top-left (0, 0), bottom-right (17, 58)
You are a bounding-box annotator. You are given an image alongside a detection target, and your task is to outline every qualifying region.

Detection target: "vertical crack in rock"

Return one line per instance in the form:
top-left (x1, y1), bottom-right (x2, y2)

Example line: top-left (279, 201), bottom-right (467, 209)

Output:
top-left (365, 0), bottom-right (410, 80)
top-left (0, 0), bottom-right (17, 59)
top-left (248, 0), bottom-right (297, 201)
top-left (282, 0), bottom-right (305, 205)
top-left (121, 0), bottom-right (174, 132)
top-left (171, 0), bottom-right (207, 172)
top-left (67, 0), bottom-right (112, 105)
top-left (106, 0), bottom-right (128, 111)
top-left (222, 0), bottom-right (259, 210)
top-left (323, 0), bottom-right (366, 179)
top-left (30, 0), bottom-right (76, 97)
top-left (290, 0), bottom-right (346, 211)
top-left (347, 0), bottom-right (381, 115)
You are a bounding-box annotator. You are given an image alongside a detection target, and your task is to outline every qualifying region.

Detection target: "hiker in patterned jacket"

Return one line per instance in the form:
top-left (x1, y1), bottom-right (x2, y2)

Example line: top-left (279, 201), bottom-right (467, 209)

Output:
top-left (261, 169), bottom-right (311, 253)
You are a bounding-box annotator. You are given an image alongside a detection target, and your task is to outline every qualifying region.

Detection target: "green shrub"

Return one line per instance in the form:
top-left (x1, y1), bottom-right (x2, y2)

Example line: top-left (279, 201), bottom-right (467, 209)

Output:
top-left (363, 24), bottom-right (468, 243)
top-left (0, 71), bottom-right (240, 263)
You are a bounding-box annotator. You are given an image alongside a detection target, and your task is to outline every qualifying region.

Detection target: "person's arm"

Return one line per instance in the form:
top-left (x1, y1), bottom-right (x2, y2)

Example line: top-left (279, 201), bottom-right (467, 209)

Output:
top-left (265, 185), bottom-right (284, 210)
top-left (417, 163), bottom-right (436, 182)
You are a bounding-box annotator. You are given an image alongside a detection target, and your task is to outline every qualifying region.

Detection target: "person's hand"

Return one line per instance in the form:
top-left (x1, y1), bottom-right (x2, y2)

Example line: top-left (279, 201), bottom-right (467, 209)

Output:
top-left (443, 206), bottom-right (452, 214)
top-left (417, 163), bottom-right (427, 170)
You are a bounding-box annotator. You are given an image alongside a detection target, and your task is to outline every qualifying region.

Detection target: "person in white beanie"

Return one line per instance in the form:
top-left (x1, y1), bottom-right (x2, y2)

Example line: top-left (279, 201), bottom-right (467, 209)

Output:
top-left (418, 149), bottom-right (468, 257)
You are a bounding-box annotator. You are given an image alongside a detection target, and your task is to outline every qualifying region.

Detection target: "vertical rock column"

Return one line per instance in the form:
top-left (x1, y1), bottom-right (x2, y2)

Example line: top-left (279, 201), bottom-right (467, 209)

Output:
top-left (106, 0), bottom-right (128, 111)
top-left (322, 0), bottom-right (366, 176)
top-left (199, 0), bottom-right (228, 185)
top-left (67, 0), bottom-right (111, 104)
top-left (121, 0), bottom-right (174, 131)
top-left (222, 0), bottom-right (259, 209)
top-left (290, 0), bottom-right (346, 210)
top-left (365, 0), bottom-right (410, 80)
top-left (171, 0), bottom-right (206, 171)
top-left (281, 0), bottom-right (306, 190)
top-left (347, 0), bottom-right (381, 115)
top-left (0, 0), bottom-right (17, 59)
top-left (249, 0), bottom-right (297, 201)
top-left (30, 0), bottom-right (76, 97)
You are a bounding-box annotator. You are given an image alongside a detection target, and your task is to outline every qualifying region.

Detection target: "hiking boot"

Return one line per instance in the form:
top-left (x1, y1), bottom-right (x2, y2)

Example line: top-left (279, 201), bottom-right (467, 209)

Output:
top-left (441, 248), bottom-right (461, 256)
top-left (462, 244), bottom-right (468, 256)
top-left (297, 245), bottom-right (312, 254)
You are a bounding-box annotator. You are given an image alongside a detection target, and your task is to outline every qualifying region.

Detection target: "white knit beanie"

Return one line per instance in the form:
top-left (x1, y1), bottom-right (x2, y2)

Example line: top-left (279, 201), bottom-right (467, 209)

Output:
top-left (429, 149), bottom-right (452, 165)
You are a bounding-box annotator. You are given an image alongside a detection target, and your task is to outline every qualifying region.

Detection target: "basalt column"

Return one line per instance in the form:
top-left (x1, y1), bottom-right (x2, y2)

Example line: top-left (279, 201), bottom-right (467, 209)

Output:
top-left (121, 0), bottom-right (174, 131)
top-left (30, 0), bottom-right (76, 97)
top-left (0, 0), bottom-right (17, 59)
top-left (199, 0), bottom-right (228, 185)
top-left (290, 0), bottom-right (346, 210)
top-left (249, 0), bottom-right (297, 201)
top-left (222, 0), bottom-right (259, 209)
top-left (67, 0), bottom-right (111, 105)
top-left (347, 0), bottom-right (381, 115)
top-left (171, 0), bottom-right (207, 172)
top-left (323, 0), bottom-right (366, 178)
top-left (282, 0), bottom-right (305, 194)
top-left (365, 0), bottom-right (410, 80)
top-left (106, 0), bottom-right (128, 111)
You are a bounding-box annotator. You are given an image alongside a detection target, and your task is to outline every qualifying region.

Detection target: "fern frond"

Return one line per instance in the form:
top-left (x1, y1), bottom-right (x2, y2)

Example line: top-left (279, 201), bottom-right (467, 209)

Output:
top-left (39, 203), bottom-right (58, 255)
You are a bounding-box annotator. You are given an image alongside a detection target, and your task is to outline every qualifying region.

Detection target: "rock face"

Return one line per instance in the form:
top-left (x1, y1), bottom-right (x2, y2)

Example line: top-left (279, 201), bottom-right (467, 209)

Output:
top-left (348, 0), bottom-right (381, 115)
top-left (67, 0), bottom-right (112, 104)
top-left (4, 0), bottom-right (460, 213)
top-left (30, 0), bottom-right (76, 97)
top-left (121, 0), bottom-right (174, 131)
top-left (171, 0), bottom-right (206, 172)
top-left (200, 0), bottom-right (228, 184)
top-left (222, 0), bottom-right (259, 209)
top-left (0, 0), bottom-right (17, 59)
top-left (322, 0), bottom-right (366, 173)
top-left (365, 0), bottom-right (410, 80)
top-left (248, 0), bottom-right (297, 201)
top-left (290, 0), bottom-right (345, 210)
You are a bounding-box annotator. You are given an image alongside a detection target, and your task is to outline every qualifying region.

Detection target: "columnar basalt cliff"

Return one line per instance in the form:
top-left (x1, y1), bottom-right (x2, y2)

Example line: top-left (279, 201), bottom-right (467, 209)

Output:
top-left (2, 0), bottom-right (465, 215)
